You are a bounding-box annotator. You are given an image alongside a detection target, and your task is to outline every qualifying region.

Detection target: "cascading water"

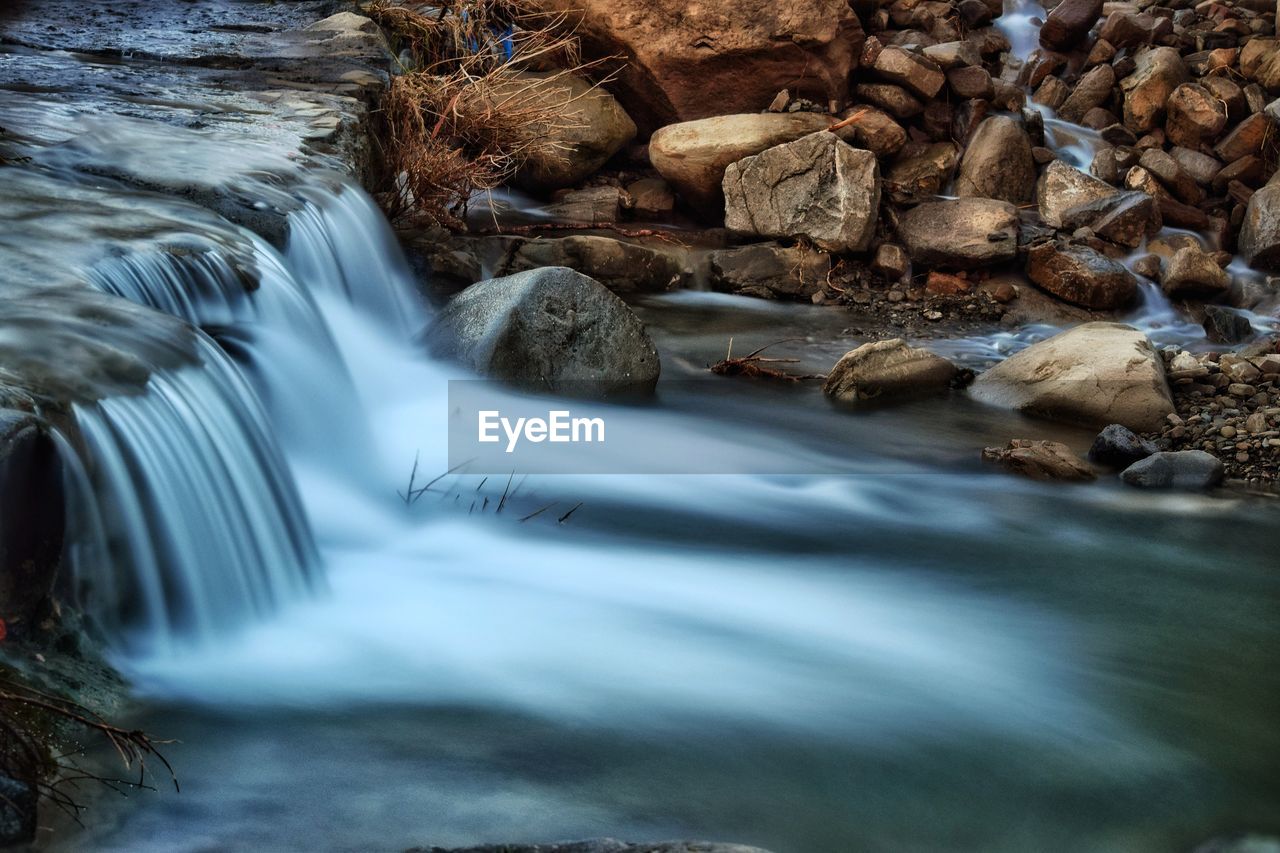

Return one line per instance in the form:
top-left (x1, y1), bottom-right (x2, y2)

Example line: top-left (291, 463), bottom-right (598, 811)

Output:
top-left (68, 333), bottom-right (319, 654)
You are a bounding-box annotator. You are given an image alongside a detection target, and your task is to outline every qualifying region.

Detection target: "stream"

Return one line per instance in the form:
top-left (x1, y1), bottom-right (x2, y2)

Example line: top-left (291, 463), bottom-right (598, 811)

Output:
top-left (1, 2), bottom-right (1278, 852)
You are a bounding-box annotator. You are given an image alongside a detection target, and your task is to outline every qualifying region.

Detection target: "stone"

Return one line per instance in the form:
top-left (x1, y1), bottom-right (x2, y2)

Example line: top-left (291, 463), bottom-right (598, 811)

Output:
top-left (723, 132), bottom-right (880, 253)
top-left (947, 66), bottom-right (994, 99)
top-left (425, 267), bottom-right (660, 395)
top-left (1098, 11), bottom-right (1169, 48)
top-left (833, 106), bottom-right (907, 159)
top-left (419, 842), bottom-right (775, 853)
top-left (501, 72), bottom-right (637, 191)
top-left (545, 186), bottom-right (630, 225)
top-left (872, 46), bottom-right (946, 99)
top-left (1060, 191), bottom-right (1160, 248)
top-left (1120, 47), bottom-right (1188, 134)
top-left (925, 271), bottom-right (973, 295)
top-left (1037, 160), bottom-right (1121, 227)
top-left (1213, 114), bottom-right (1269, 164)
top-left (1240, 184), bottom-right (1280, 271)
top-left (0, 411), bottom-right (64, 630)
top-left (1169, 147), bottom-right (1222, 187)
top-left (896, 198), bottom-right (1020, 269)
top-left (1137, 148), bottom-right (1202, 205)
top-left (648, 113), bottom-right (831, 214)
top-left (1164, 84), bottom-right (1227, 150)
top-left (955, 116), bottom-right (1036, 204)
top-left (982, 439), bottom-right (1097, 481)
top-left (1026, 240), bottom-right (1138, 309)
top-left (823, 339), bottom-right (958, 403)
top-left (970, 322), bottom-right (1174, 431)
top-left (872, 243), bottom-right (910, 280)
top-left (1058, 65), bottom-right (1116, 125)
top-left (626, 178), bottom-right (676, 217)
top-left (884, 141), bottom-right (960, 202)
top-left (853, 83), bottom-right (925, 118)
top-left (1202, 305), bottom-right (1254, 344)
top-left (1034, 76), bottom-right (1070, 111)
top-left (1120, 450), bottom-right (1224, 489)
top-left (1088, 423), bottom-right (1157, 468)
top-left (924, 40), bottom-right (982, 70)
top-left (1040, 0), bottom-right (1104, 50)
top-left (1161, 246), bottom-right (1231, 298)
top-left (707, 243), bottom-right (831, 300)
top-left (483, 235), bottom-right (685, 295)
top-left (531, 0), bottom-right (862, 131)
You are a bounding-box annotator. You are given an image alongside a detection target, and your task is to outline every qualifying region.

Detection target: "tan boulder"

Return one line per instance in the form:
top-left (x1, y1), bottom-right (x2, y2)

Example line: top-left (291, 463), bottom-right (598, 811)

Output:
top-left (823, 339), bottom-right (958, 403)
top-left (970, 323), bottom-right (1174, 431)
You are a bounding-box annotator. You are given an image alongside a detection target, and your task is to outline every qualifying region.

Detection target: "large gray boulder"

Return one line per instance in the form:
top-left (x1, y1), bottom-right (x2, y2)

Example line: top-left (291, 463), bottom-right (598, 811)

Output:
top-left (970, 323), bottom-right (1175, 431)
top-left (1240, 183), bottom-right (1280, 271)
top-left (955, 116), bottom-right (1036, 204)
top-left (1120, 450), bottom-right (1224, 489)
top-left (723, 131), bottom-right (880, 253)
top-left (649, 113), bottom-right (831, 214)
top-left (896, 198), bottom-right (1019, 269)
top-left (426, 267), bottom-right (660, 395)
top-left (823, 339), bottom-right (958, 403)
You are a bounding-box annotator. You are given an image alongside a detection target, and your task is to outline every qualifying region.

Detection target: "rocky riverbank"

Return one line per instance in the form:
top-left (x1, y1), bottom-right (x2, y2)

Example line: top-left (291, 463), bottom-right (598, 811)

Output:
top-left (402, 0), bottom-right (1280, 487)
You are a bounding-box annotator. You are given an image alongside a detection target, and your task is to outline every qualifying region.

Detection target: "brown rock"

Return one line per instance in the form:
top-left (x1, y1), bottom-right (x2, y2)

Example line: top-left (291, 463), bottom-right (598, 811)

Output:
top-left (1161, 245), bottom-right (1231, 298)
top-left (1060, 190), bottom-right (1160, 248)
top-left (1098, 11), bottom-right (1169, 48)
top-left (1040, 0), bottom-right (1104, 51)
top-left (947, 66), bottom-right (994, 99)
top-left (896, 198), bottom-right (1020, 269)
top-left (854, 83), bottom-right (925, 118)
top-left (1165, 83), bottom-right (1228, 149)
top-left (885, 141), bottom-right (960, 202)
top-left (832, 106), bottom-right (907, 159)
top-left (982, 439), bottom-right (1097, 481)
top-left (955, 116), bottom-right (1037, 204)
top-left (925, 271), bottom-right (973, 295)
top-left (708, 243), bottom-right (832, 300)
top-left (531, 0), bottom-right (863, 131)
top-left (873, 46), bottom-right (946, 99)
top-left (1026, 240), bottom-right (1139, 309)
top-left (1037, 160), bottom-right (1122, 227)
top-left (873, 243), bottom-right (911, 280)
top-left (1059, 65), bottom-right (1117, 124)
top-left (1120, 47), bottom-right (1188, 134)
top-left (824, 339), bottom-right (958, 403)
top-left (1213, 113), bottom-right (1268, 163)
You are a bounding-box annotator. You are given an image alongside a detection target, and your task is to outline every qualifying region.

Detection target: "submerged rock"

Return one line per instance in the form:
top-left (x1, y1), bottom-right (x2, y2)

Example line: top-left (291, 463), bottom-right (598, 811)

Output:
top-left (1088, 423), bottom-right (1157, 468)
top-left (1025, 241), bottom-right (1138, 309)
top-left (649, 113), bottom-right (831, 214)
top-left (895, 198), bottom-right (1019, 269)
top-left (426, 267), bottom-right (660, 395)
top-left (723, 132), bottom-right (880, 253)
top-left (982, 439), bottom-right (1097, 482)
top-left (823, 339), bottom-right (958, 403)
top-left (970, 323), bottom-right (1174, 431)
top-left (1120, 450), bottom-right (1224, 489)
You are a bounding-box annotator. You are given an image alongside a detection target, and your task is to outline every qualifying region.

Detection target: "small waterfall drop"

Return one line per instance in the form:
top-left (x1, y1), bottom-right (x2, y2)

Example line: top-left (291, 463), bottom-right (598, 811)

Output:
top-left (69, 333), bottom-right (319, 654)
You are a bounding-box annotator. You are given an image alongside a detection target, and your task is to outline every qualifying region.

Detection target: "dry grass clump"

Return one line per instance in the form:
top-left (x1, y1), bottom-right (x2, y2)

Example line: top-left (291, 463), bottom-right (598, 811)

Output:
top-left (366, 0), bottom-right (604, 228)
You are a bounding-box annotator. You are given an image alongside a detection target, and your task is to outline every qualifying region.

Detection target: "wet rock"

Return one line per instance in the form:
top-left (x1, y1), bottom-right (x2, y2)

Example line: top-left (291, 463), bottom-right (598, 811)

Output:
top-left (1033, 76), bottom-right (1070, 111)
top-left (708, 243), bottom-right (831, 300)
top-left (884, 141), bottom-right (960, 202)
top-left (955, 116), bottom-right (1036, 204)
top-left (1120, 47), bottom-right (1188, 134)
top-left (1025, 240), bottom-right (1138, 309)
top-left (1161, 245), bottom-right (1231, 299)
top-left (1098, 11), bottom-right (1169, 49)
top-left (1169, 147), bottom-right (1222, 187)
top-left (426, 266), bottom-right (660, 395)
top-left (501, 72), bottom-right (636, 191)
top-left (545, 187), bottom-right (630, 225)
top-left (896, 198), bottom-right (1020, 269)
top-left (1040, 0), bottom-right (1103, 50)
top-left (648, 113), bottom-right (831, 214)
top-left (823, 339), bottom-right (958, 403)
top-left (488, 235), bottom-right (685, 295)
top-left (1058, 65), bottom-right (1116, 125)
top-left (0, 411), bottom-right (64, 631)
top-left (1137, 149), bottom-right (1202, 205)
top-left (1202, 305), bottom-right (1255, 344)
top-left (1060, 190), bottom-right (1160, 248)
top-left (970, 322), bottom-right (1174, 431)
top-left (923, 40), bottom-right (981, 70)
top-left (723, 132), bottom-right (880, 253)
top-left (1164, 83), bottom-right (1227, 150)
top-left (947, 66), bottom-right (994, 99)
top-left (1037, 160), bottom-right (1121, 228)
top-left (1240, 184), bottom-right (1280, 271)
top-left (0, 776), bottom-right (35, 847)
top-left (833, 106), bottom-right (907, 158)
top-left (1089, 423), bottom-right (1157, 468)
top-left (872, 46), bottom-right (946, 99)
top-left (530, 0), bottom-right (861, 131)
top-left (1120, 450), bottom-right (1224, 489)
top-left (982, 439), bottom-right (1097, 481)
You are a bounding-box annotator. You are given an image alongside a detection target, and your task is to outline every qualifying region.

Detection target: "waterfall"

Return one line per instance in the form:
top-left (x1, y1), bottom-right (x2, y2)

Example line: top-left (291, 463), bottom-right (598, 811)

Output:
top-left (68, 333), bottom-right (319, 654)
